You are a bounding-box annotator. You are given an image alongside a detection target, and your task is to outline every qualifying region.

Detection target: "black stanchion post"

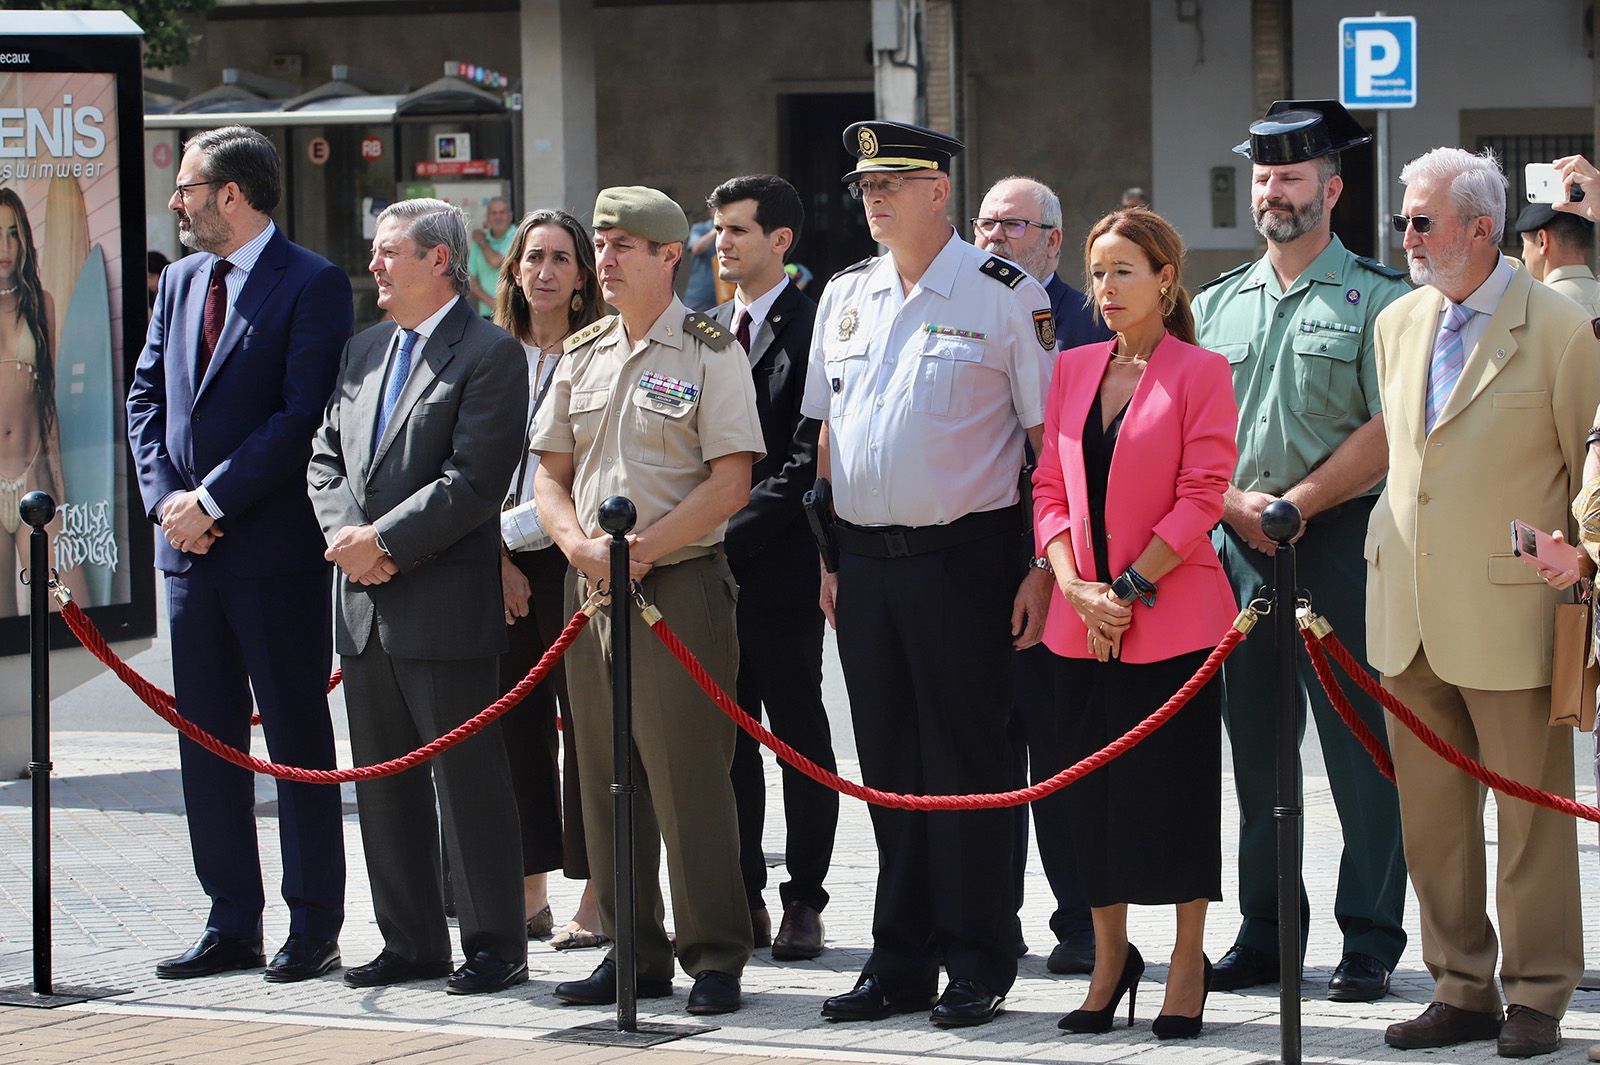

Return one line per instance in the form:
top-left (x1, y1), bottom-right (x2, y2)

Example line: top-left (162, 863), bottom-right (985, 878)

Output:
top-left (21, 492), bottom-right (56, 997)
top-left (597, 495), bottom-right (639, 1032)
top-left (1262, 498), bottom-right (1304, 1065)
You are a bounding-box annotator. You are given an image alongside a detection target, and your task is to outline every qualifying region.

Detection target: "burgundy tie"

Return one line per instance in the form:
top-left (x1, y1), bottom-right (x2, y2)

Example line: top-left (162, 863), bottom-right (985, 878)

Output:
top-left (199, 259), bottom-right (233, 379)
top-left (734, 309), bottom-right (752, 353)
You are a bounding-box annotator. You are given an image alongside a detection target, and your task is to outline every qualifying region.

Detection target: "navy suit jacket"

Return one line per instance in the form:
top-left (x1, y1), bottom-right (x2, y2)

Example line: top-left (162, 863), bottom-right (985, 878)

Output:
top-left (128, 227), bottom-right (354, 576)
top-left (1047, 273), bottom-right (1112, 351)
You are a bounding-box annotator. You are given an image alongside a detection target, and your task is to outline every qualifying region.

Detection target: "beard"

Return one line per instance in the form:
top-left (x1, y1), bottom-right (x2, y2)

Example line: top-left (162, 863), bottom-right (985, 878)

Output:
top-left (177, 192), bottom-right (231, 253)
top-left (1252, 184), bottom-right (1326, 244)
top-left (1408, 228), bottom-right (1473, 290)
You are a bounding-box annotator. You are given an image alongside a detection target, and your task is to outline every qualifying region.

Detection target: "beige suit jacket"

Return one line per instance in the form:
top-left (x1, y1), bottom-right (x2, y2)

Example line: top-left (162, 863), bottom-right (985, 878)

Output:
top-left (1366, 261), bottom-right (1600, 690)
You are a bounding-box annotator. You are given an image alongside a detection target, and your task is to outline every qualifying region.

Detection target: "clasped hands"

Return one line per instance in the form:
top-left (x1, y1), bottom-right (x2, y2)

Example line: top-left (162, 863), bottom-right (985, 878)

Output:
top-left (572, 531), bottom-right (654, 603)
top-left (1063, 577), bottom-right (1132, 662)
top-left (161, 490), bottom-right (222, 555)
top-left (1228, 489), bottom-right (1303, 555)
top-left (326, 524), bottom-right (399, 585)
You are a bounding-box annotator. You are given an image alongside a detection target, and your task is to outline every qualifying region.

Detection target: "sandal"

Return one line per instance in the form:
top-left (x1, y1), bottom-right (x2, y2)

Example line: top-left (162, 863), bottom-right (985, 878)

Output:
top-left (526, 904), bottom-right (554, 939)
top-left (550, 920), bottom-right (609, 951)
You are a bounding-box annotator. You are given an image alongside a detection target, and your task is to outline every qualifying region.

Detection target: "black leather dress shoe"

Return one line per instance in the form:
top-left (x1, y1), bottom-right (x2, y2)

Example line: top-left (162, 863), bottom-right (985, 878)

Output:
top-left (930, 978), bottom-right (1004, 1027)
top-left (343, 950), bottom-right (454, 988)
top-left (687, 970), bottom-right (741, 1015)
top-left (264, 935), bottom-right (340, 983)
top-left (446, 950), bottom-right (529, 995)
top-left (1210, 943), bottom-right (1279, 992)
top-left (1327, 951), bottom-right (1391, 1002)
top-left (1046, 935), bottom-right (1096, 975)
top-left (553, 958), bottom-right (674, 1005)
top-left (820, 974), bottom-right (934, 1021)
top-left (155, 930), bottom-right (265, 979)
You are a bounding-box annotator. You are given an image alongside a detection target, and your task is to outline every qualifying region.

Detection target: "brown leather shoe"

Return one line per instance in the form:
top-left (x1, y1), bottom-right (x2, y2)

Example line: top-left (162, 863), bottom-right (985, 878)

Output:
top-left (1498, 1005), bottom-right (1561, 1058)
top-left (750, 907), bottom-right (772, 949)
top-left (1385, 1002), bottom-right (1504, 1050)
top-left (771, 902), bottom-right (825, 961)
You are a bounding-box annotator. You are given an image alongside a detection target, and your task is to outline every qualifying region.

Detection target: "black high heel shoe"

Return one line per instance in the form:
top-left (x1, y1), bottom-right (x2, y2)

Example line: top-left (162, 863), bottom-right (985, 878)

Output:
top-left (1058, 944), bottom-right (1145, 1033)
top-left (1151, 953), bottom-right (1212, 1040)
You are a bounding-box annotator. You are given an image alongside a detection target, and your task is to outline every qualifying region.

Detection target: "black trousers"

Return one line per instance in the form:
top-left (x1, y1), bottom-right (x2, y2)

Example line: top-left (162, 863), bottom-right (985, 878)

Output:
top-left (729, 545), bottom-right (838, 913)
top-left (835, 529), bottom-right (1021, 996)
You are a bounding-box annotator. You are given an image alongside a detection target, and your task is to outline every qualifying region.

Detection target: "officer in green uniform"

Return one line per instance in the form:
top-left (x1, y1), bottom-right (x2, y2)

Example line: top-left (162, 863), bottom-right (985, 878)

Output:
top-left (1192, 100), bottom-right (1411, 1003)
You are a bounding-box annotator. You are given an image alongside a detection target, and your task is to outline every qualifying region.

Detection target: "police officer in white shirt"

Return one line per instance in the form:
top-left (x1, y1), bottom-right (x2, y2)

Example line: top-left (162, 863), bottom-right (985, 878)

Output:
top-left (805, 120), bottom-right (1055, 1029)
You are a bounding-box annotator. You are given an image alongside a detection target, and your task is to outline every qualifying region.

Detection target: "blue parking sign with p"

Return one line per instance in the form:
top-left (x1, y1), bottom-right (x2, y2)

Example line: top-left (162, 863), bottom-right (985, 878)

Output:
top-left (1339, 16), bottom-right (1417, 110)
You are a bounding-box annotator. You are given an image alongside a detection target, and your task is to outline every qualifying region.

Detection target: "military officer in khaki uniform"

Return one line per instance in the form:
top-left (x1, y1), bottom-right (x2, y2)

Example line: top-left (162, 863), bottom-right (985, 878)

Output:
top-left (1192, 100), bottom-right (1411, 1002)
top-left (532, 186), bottom-right (765, 1017)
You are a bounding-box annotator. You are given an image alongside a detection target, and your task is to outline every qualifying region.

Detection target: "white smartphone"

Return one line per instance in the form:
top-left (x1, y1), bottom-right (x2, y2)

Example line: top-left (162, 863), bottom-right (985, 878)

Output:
top-left (1526, 162), bottom-right (1586, 204)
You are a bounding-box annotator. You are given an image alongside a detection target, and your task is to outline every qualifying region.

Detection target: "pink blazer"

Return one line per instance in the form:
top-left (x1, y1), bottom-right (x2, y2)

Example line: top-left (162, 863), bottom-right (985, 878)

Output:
top-left (1033, 334), bottom-right (1240, 662)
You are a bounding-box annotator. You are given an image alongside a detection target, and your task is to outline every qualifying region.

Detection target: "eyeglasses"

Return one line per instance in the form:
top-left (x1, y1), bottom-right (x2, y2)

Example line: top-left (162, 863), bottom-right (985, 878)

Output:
top-left (846, 175), bottom-right (941, 200)
top-left (971, 217), bottom-right (1056, 238)
top-left (173, 180), bottom-right (221, 197)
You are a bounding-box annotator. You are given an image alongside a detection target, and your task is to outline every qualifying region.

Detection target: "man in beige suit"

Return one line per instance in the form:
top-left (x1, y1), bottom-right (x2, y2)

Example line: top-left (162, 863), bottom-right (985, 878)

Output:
top-left (1368, 146), bottom-right (1599, 1058)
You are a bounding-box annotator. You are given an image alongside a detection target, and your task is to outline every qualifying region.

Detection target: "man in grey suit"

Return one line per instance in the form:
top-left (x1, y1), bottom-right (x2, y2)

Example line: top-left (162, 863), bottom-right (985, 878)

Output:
top-left (308, 198), bottom-right (529, 995)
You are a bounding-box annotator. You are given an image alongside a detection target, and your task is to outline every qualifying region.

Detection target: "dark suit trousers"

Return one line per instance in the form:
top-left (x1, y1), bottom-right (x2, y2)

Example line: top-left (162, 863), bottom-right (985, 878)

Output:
top-left (730, 545), bottom-right (838, 913)
top-left (1008, 643), bottom-right (1092, 941)
top-left (499, 545), bottom-right (587, 878)
top-left (167, 565), bottom-right (344, 942)
top-left (836, 530), bottom-right (1020, 996)
top-left (343, 644), bottom-right (525, 965)
top-left (1214, 496), bottom-right (1407, 967)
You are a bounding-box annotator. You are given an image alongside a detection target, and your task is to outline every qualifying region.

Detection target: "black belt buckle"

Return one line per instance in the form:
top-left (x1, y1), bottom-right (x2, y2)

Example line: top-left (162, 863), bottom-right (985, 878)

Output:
top-left (882, 528), bottom-right (911, 558)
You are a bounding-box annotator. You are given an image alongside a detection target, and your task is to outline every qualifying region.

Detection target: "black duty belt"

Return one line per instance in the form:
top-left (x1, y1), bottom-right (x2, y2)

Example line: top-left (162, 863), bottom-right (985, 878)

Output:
top-left (836, 506), bottom-right (1020, 559)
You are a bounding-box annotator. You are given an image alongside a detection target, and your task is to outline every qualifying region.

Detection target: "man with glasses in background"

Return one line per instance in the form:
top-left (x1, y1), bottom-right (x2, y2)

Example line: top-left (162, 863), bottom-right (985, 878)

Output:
top-left (1192, 100), bottom-right (1410, 1004)
top-left (971, 176), bottom-right (1107, 978)
top-left (804, 121), bottom-right (1053, 1028)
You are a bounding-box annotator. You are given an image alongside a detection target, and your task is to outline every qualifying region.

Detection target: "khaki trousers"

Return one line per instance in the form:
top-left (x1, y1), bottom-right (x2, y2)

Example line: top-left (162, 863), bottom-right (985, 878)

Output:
top-left (1383, 646), bottom-right (1582, 1017)
top-left (564, 552), bottom-right (752, 980)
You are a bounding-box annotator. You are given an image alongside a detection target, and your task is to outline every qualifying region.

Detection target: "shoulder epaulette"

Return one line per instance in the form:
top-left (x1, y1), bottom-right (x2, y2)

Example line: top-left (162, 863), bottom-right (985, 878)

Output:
top-left (563, 314), bottom-right (616, 353)
top-left (830, 256), bottom-right (875, 280)
top-left (1354, 255), bottom-right (1410, 281)
top-left (979, 256), bottom-right (1027, 289)
top-left (684, 310), bottom-right (735, 351)
top-left (1195, 261), bottom-right (1253, 294)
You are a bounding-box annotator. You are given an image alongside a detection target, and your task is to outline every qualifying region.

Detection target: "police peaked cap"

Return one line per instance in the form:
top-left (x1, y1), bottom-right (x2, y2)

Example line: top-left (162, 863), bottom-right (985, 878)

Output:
top-left (1232, 99), bottom-right (1372, 164)
top-left (842, 120), bottom-right (965, 182)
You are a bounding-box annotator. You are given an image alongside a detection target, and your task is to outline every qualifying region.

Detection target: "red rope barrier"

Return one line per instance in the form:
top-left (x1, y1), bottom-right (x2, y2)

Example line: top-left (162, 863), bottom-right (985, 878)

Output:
top-left (1308, 626), bottom-right (1600, 825)
top-left (1301, 633), bottom-right (1395, 783)
top-left (57, 599), bottom-right (588, 784)
top-left (647, 612), bottom-right (1243, 811)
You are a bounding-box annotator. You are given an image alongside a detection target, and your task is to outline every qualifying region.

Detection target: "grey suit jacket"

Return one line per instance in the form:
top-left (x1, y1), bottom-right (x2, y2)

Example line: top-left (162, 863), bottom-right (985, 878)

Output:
top-left (308, 298), bottom-right (529, 659)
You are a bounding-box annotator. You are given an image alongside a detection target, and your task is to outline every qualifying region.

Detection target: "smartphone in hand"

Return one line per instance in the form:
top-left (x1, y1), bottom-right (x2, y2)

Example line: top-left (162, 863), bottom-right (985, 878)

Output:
top-left (1526, 162), bottom-right (1587, 204)
top-left (1511, 518), bottom-right (1583, 574)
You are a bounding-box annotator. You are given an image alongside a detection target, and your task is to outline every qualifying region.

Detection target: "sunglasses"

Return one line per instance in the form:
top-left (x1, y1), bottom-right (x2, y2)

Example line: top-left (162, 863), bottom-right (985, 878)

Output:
top-left (1391, 214), bottom-right (1440, 234)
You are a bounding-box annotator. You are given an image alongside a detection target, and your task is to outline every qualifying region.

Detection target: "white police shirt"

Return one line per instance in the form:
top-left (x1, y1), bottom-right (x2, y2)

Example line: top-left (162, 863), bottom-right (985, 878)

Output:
top-left (800, 229), bottom-right (1054, 527)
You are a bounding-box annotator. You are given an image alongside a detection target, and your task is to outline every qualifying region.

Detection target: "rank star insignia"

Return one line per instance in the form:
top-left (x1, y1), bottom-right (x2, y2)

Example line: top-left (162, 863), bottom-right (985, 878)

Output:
top-left (858, 127), bottom-right (879, 158)
top-left (837, 308), bottom-right (860, 342)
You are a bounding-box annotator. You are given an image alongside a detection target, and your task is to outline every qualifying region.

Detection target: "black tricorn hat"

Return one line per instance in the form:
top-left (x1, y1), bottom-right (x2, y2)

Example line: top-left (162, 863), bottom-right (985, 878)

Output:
top-left (1232, 99), bottom-right (1372, 164)
top-left (841, 120), bottom-right (965, 182)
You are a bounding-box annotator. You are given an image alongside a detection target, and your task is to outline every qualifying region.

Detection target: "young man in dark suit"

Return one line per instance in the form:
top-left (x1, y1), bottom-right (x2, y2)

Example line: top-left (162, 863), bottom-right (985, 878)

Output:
top-left (706, 175), bottom-right (835, 961)
top-left (128, 125), bottom-right (353, 983)
top-left (307, 198), bottom-right (529, 995)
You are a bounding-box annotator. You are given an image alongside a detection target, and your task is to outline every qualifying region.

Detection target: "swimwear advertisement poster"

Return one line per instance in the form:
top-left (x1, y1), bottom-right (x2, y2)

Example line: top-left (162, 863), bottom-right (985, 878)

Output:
top-left (0, 34), bottom-right (155, 655)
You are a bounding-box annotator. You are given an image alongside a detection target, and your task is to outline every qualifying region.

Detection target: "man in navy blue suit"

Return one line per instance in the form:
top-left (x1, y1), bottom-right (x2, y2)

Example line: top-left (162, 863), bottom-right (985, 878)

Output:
top-left (128, 125), bottom-right (354, 983)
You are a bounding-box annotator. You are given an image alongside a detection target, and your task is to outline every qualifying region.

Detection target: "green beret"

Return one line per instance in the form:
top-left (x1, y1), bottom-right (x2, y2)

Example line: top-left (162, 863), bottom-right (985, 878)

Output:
top-left (593, 186), bottom-right (689, 244)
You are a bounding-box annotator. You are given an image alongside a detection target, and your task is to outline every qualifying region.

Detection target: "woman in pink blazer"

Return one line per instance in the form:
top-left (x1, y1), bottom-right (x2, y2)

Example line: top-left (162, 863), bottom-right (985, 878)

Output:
top-left (1033, 209), bottom-right (1239, 1041)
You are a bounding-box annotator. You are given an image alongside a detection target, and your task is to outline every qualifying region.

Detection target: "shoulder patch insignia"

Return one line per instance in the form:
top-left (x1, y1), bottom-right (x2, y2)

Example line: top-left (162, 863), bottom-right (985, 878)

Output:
top-left (1354, 255), bottom-right (1410, 281)
top-left (830, 256), bottom-right (875, 281)
top-left (979, 256), bottom-right (1026, 289)
top-left (1033, 309), bottom-right (1056, 350)
top-left (684, 311), bottom-right (735, 351)
top-left (563, 314), bottom-right (617, 353)
top-left (1195, 261), bottom-right (1252, 294)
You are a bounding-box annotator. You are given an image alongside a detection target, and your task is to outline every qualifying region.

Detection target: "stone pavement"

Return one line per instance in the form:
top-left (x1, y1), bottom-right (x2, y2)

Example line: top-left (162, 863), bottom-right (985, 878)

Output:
top-left (3, 640), bottom-right (1600, 1062)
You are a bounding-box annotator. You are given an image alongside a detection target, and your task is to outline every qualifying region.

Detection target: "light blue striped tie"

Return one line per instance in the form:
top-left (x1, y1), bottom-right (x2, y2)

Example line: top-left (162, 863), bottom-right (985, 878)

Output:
top-left (374, 328), bottom-right (419, 450)
top-left (1424, 301), bottom-right (1474, 435)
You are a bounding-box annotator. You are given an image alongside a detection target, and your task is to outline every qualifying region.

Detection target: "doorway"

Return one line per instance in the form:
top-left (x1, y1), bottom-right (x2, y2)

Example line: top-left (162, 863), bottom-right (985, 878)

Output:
top-left (780, 92), bottom-right (877, 286)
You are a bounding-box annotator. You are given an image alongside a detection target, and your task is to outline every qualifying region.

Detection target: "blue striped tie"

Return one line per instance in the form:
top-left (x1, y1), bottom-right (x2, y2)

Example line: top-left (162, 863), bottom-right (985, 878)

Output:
top-left (1424, 301), bottom-right (1474, 435)
top-left (374, 328), bottom-right (419, 449)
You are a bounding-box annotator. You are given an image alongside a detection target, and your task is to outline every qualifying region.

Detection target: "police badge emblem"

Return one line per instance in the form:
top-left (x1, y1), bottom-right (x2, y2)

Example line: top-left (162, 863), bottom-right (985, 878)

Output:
top-left (837, 308), bottom-right (860, 342)
top-left (858, 127), bottom-right (879, 158)
top-left (1032, 309), bottom-right (1056, 350)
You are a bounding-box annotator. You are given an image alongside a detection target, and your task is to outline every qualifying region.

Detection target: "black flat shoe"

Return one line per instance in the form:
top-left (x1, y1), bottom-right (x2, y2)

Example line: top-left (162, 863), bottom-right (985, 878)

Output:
top-left (1209, 942), bottom-right (1277, 992)
top-left (687, 970), bottom-right (741, 1015)
top-left (930, 977), bottom-right (1004, 1028)
top-left (446, 950), bottom-right (528, 995)
top-left (1059, 943), bottom-right (1144, 1033)
top-left (155, 930), bottom-right (265, 979)
top-left (1047, 936), bottom-right (1096, 975)
top-left (553, 958), bottom-right (674, 1005)
top-left (1327, 951), bottom-right (1391, 1002)
top-left (820, 974), bottom-right (934, 1021)
top-left (264, 935), bottom-right (340, 983)
top-left (1152, 954), bottom-right (1211, 1040)
top-left (343, 950), bottom-right (454, 988)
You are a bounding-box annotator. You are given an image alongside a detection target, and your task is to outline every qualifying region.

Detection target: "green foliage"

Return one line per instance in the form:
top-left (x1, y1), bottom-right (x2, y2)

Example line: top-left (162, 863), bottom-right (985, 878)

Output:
top-left (37, 0), bottom-right (218, 70)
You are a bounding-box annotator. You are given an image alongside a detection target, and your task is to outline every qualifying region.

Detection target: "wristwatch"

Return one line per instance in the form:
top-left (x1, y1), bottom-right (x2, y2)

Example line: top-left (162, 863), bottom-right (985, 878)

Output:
top-left (1029, 555), bottom-right (1052, 573)
top-left (1110, 571), bottom-right (1139, 603)
top-left (1586, 426), bottom-right (1600, 449)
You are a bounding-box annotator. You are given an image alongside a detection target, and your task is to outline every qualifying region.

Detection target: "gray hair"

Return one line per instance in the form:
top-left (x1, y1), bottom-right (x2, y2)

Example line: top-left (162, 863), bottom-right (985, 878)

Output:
top-left (377, 198), bottom-right (472, 296)
top-left (992, 175), bottom-right (1062, 230)
top-left (1399, 146), bottom-right (1509, 243)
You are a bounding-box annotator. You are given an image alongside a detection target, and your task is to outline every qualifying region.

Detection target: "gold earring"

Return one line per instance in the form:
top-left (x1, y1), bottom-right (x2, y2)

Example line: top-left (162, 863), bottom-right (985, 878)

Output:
top-left (570, 292), bottom-right (583, 312)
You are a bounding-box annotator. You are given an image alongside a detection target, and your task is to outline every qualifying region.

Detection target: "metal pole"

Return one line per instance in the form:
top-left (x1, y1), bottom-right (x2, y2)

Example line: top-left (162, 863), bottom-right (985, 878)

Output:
top-left (1262, 498), bottom-right (1303, 1065)
top-left (1375, 108), bottom-right (1391, 264)
top-left (20, 491), bottom-right (57, 997)
top-left (598, 496), bottom-right (638, 1032)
